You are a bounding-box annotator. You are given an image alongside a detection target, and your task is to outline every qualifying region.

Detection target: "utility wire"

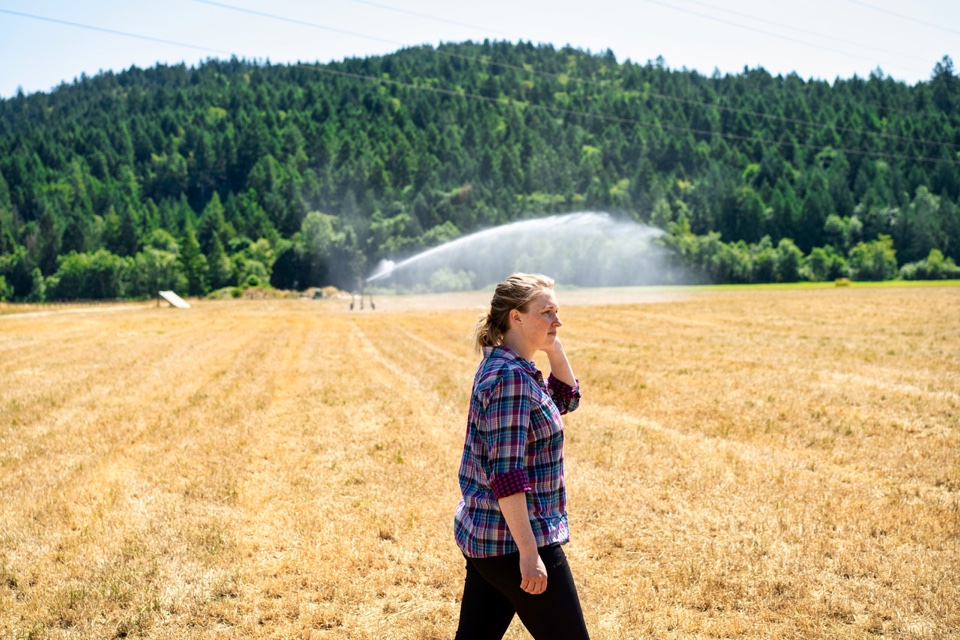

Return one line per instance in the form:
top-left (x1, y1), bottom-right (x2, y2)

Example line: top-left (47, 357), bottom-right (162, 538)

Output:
top-left (347, 0), bottom-right (515, 38)
top-left (0, 8), bottom-right (232, 56)
top-left (301, 61), bottom-right (956, 165)
top-left (676, 0), bottom-right (934, 64)
top-left (2, 4), bottom-right (956, 163)
top-left (195, 0), bottom-right (959, 153)
top-left (638, 0), bottom-right (921, 76)
top-left (425, 45), bottom-right (958, 152)
top-left (193, 0), bottom-right (400, 48)
top-left (334, 0), bottom-right (950, 126)
top-left (841, 0), bottom-right (960, 37)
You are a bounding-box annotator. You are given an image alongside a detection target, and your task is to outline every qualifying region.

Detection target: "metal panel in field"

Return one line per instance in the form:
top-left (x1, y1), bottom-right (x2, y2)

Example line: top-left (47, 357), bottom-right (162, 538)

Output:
top-left (159, 290), bottom-right (191, 309)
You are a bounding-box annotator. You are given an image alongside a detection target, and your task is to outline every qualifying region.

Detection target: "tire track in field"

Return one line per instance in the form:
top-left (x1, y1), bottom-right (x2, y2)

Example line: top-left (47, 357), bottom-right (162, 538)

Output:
top-left (0, 307), bottom-right (280, 519)
top-left (569, 399), bottom-right (960, 638)
top-left (349, 322), bottom-right (429, 391)
top-left (820, 370), bottom-right (960, 404)
top-left (565, 294), bottom-right (960, 485)
top-left (4, 317), bottom-right (217, 434)
top-left (219, 313), bottom-right (464, 636)
top-left (0, 303), bottom-right (151, 320)
top-left (349, 320), bottom-right (466, 421)
top-left (214, 312), bottom-right (331, 609)
top-left (0, 306), bottom-right (285, 636)
top-left (575, 398), bottom-right (958, 523)
top-left (390, 321), bottom-right (474, 369)
top-left (0, 318), bottom-right (200, 479)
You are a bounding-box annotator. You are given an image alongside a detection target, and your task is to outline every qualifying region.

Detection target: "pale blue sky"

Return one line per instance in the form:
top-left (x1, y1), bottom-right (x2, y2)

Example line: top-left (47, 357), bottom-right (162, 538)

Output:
top-left (1, 0), bottom-right (958, 98)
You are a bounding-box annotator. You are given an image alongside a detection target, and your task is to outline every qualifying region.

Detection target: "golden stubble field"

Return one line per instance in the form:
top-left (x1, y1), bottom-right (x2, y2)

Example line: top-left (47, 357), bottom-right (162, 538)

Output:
top-left (1, 285), bottom-right (958, 639)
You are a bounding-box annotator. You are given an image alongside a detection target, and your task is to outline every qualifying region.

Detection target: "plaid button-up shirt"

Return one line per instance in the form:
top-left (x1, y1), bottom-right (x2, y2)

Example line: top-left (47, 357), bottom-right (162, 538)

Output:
top-left (454, 345), bottom-right (581, 558)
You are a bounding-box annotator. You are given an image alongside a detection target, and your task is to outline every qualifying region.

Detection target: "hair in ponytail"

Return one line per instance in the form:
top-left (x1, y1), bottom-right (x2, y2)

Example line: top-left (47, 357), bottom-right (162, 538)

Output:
top-left (473, 273), bottom-right (555, 354)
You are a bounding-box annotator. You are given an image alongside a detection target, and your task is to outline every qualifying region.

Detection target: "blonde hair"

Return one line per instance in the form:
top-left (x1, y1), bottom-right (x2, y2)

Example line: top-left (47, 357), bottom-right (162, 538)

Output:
top-left (473, 273), bottom-right (555, 354)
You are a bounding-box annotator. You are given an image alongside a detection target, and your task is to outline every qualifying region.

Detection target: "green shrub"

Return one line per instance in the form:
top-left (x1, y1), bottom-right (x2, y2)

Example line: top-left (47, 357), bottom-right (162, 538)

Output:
top-left (0, 274), bottom-right (11, 302)
top-left (899, 249), bottom-right (960, 280)
top-left (848, 235), bottom-right (898, 281)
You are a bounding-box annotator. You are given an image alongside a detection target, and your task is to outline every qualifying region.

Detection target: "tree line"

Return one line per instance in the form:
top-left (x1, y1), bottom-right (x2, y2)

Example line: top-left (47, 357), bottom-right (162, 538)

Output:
top-left (1, 42), bottom-right (959, 300)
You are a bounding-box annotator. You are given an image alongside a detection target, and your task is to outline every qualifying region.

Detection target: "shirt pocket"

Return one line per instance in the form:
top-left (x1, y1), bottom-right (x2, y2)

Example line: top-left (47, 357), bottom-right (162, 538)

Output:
top-left (528, 391), bottom-right (562, 445)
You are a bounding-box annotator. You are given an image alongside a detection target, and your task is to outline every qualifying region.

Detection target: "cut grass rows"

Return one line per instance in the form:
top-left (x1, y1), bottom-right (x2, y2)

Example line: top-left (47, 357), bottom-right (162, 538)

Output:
top-left (1, 287), bottom-right (958, 638)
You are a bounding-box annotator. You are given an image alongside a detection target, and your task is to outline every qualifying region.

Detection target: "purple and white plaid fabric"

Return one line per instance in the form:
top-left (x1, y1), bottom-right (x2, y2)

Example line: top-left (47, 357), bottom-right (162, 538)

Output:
top-left (454, 346), bottom-right (581, 558)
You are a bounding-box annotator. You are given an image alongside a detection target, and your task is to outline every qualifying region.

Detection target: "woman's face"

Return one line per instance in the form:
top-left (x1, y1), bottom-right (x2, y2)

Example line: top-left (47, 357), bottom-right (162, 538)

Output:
top-left (515, 289), bottom-right (562, 352)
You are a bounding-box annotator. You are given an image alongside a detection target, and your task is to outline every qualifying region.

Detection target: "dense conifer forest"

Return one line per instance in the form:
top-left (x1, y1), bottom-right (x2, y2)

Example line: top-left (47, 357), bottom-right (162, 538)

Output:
top-left (1, 41), bottom-right (958, 300)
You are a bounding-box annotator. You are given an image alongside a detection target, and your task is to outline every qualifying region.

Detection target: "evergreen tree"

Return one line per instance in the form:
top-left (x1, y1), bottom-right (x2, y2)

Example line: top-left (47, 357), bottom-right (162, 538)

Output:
top-left (206, 232), bottom-right (234, 290)
top-left (931, 56), bottom-right (959, 112)
top-left (179, 228), bottom-right (208, 295)
top-left (0, 44), bottom-right (957, 295)
top-left (103, 205), bottom-right (141, 257)
top-left (797, 171), bottom-right (831, 252)
top-left (198, 192), bottom-right (228, 255)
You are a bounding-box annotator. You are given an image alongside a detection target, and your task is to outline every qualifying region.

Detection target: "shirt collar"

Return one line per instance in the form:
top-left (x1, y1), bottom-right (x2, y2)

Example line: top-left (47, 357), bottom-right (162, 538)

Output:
top-left (483, 345), bottom-right (538, 374)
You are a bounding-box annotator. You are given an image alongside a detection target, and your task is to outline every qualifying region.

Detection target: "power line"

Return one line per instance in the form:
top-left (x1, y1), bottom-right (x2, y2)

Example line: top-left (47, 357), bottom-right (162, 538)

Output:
top-left (841, 0), bottom-right (960, 37)
top-left (3, 4), bottom-right (956, 163)
top-left (194, 0), bottom-right (959, 153)
top-left (299, 61), bottom-right (957, 166)
top-left (0, 8), bottom-right (232, 57)
top-left (638, 0), bottom-right (922, 77)
top-left (426, 45), bottom-right (957, 152)
top-left (347, 0), bottom-right (515, 38)
top-left (676, 0), bottom-right (934, 65)
top-left (193, 0), bottom-right (399, 48)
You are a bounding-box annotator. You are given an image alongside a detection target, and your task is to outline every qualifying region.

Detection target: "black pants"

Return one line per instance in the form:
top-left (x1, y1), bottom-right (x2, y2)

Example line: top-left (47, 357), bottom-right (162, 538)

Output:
top-left (454, 544), bottom-right (590, 640)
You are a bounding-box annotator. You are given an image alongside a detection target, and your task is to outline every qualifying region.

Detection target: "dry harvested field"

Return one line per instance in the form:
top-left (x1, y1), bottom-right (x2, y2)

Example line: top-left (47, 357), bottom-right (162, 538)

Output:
top-left (1, 285), bottom-right (959, 639)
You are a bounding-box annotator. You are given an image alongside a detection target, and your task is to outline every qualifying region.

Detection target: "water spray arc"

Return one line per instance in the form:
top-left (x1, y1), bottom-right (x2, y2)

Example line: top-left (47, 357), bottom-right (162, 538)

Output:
top-left (365, 212), bottom-right (685, 292)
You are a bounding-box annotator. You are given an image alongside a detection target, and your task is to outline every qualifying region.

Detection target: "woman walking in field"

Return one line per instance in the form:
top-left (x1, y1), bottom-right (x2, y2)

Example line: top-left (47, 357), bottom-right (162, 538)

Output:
top-left (454, 273), bottom-right (590, 639)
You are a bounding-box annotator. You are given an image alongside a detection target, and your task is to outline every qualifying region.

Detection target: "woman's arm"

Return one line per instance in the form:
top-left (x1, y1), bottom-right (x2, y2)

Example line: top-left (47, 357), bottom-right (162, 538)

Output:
top-left (498, 492), bottom-right (548, 595)
top-left (543, 337), bottom-right (576, 387)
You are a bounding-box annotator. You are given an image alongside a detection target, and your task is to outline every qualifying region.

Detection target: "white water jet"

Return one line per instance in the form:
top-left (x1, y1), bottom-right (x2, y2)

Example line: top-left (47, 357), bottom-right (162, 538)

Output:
top-left (366, 212), bottom-right (686, 291)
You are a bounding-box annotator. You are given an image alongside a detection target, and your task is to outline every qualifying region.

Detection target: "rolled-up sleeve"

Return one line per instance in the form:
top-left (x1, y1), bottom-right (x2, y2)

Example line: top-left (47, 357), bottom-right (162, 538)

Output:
top-left (547, 373), bottom-right (581, 414)
top-left (480, 370), bottom-right (533, 499)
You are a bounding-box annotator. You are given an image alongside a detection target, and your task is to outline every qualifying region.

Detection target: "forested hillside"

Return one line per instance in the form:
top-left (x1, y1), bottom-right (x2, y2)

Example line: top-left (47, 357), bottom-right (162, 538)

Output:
top-left (1, 41), bottom-right (959, 300)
